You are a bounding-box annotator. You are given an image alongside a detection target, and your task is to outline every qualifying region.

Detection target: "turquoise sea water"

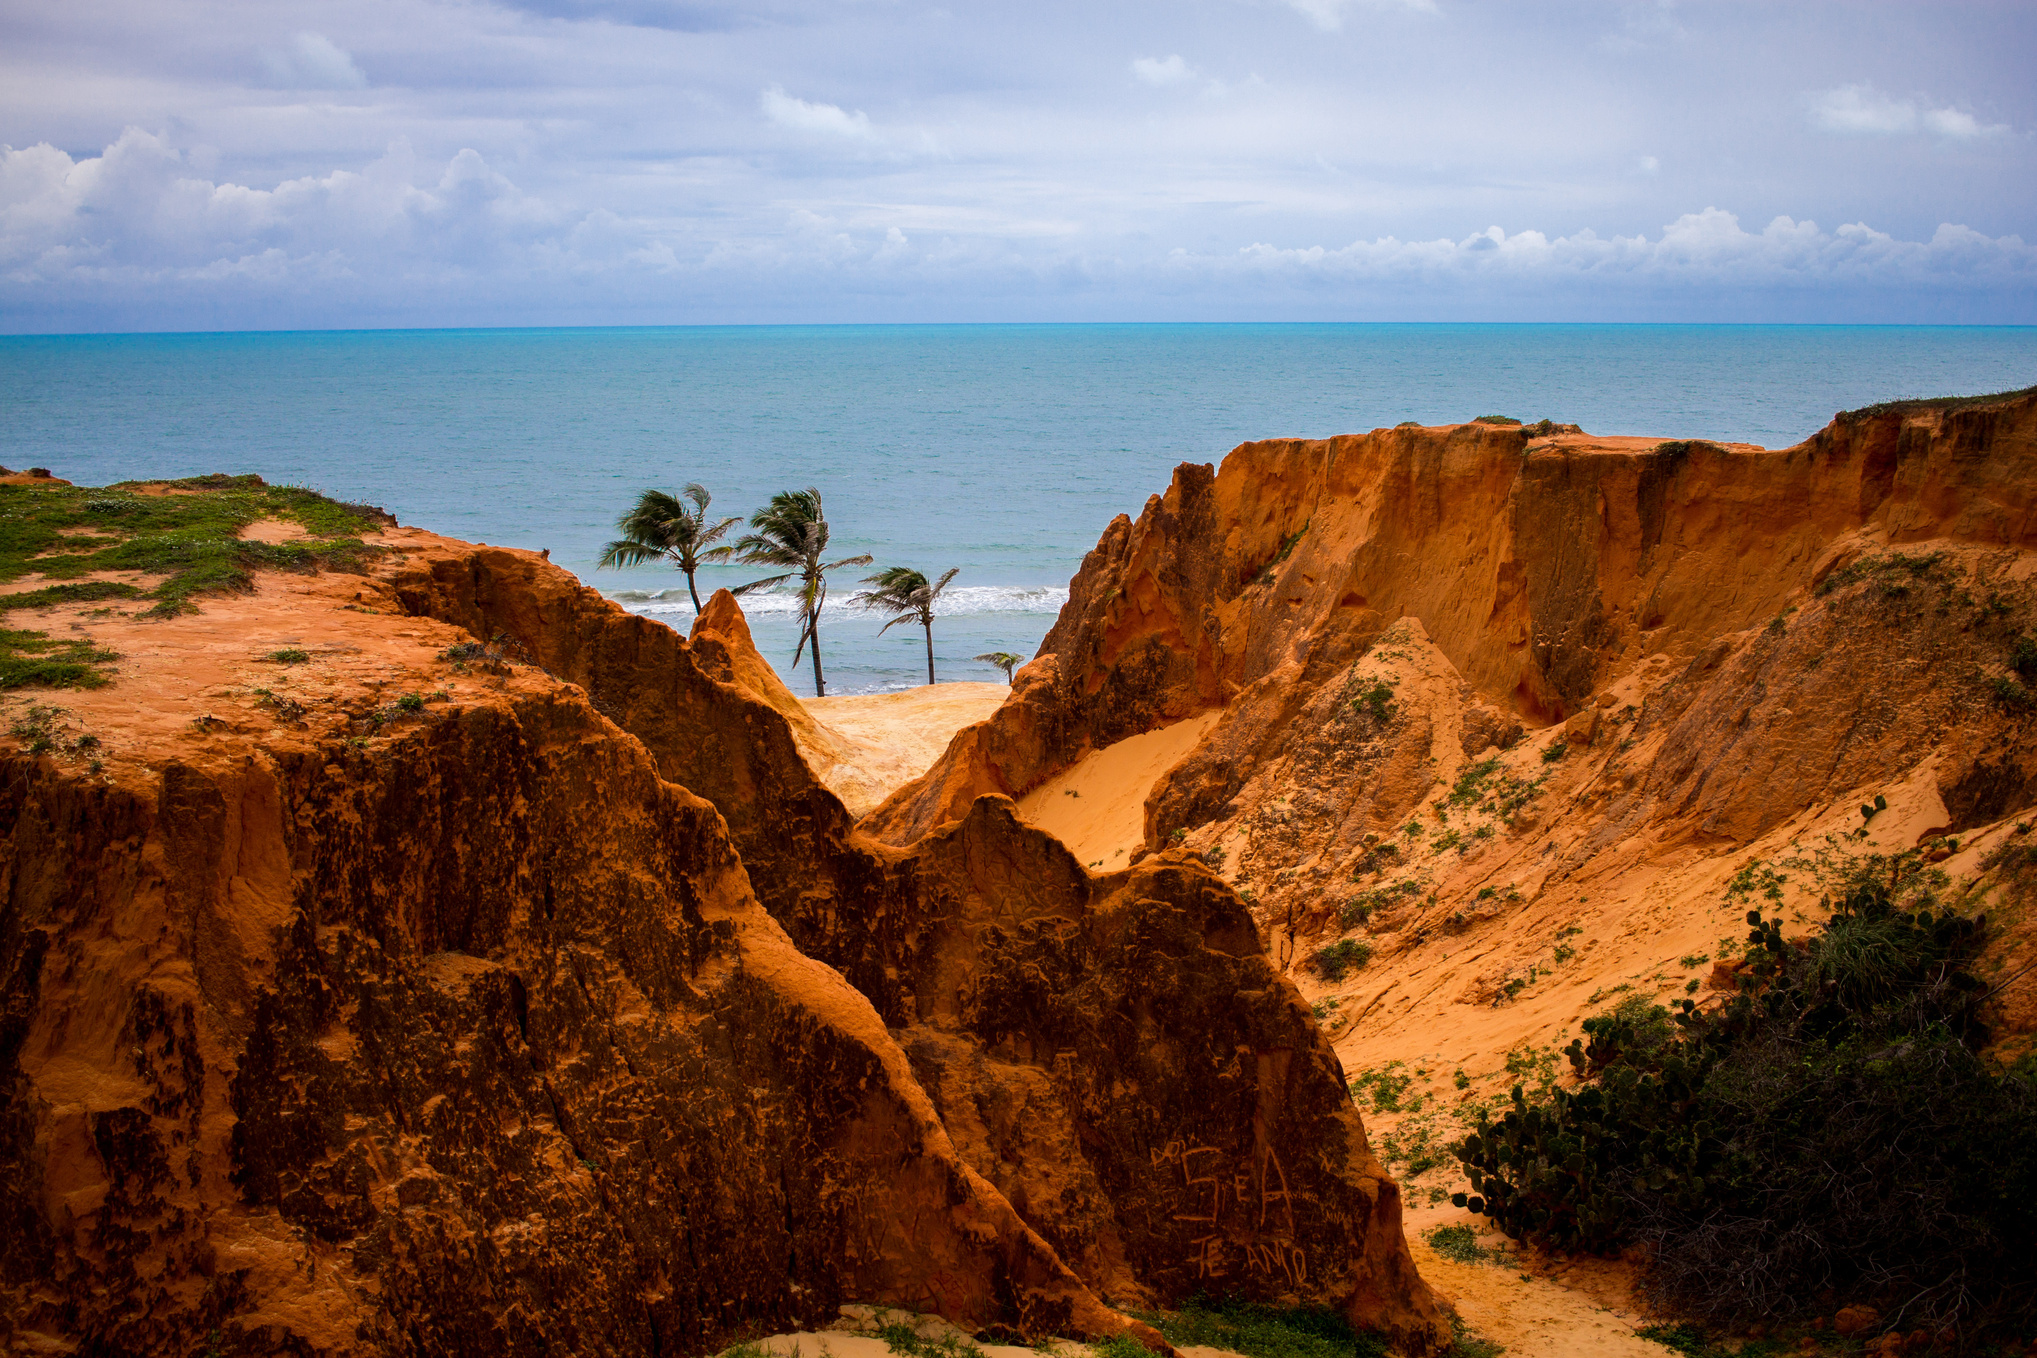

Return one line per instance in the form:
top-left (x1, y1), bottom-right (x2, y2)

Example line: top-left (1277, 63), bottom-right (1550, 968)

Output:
top-left (3, 324), bottom-right (2034, 694)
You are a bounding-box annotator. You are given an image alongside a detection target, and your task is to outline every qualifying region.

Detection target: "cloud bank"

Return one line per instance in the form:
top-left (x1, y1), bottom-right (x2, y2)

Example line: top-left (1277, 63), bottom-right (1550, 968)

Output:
top-left (1811, 84), bottom-right (2006, 139)
top-left (1, 1), bottom-right (2030, 329)
top-left (4, 131), bottom-right (2031, 329)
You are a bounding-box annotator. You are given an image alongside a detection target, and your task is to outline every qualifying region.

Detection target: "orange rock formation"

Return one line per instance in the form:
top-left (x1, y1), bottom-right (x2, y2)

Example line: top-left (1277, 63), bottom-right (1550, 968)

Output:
top-left (867, 388), bottom-right (2037, 1108)
top-left (1, 517), bottom-right (1446, 1351)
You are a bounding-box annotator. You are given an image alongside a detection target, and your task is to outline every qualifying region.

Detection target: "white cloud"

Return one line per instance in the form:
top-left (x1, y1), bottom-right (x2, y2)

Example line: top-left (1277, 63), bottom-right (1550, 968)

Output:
top-left (1810, 84), bottom-right (2005, 138)
top-left (760, 85), bottom-right (874, 139)
top-left (5, 135), bottom-right (2032, 330)
top-left (1277, 0), bottom-right (1435, 33)
top-left (1223, 208), bottom-right (2037, 292)
top-left (259, 33), bottom-right (368, 90)
top-left (1637, 155), bottom-right (1660, 174)
top-left (1131, 54), bottom-right (1194, 87)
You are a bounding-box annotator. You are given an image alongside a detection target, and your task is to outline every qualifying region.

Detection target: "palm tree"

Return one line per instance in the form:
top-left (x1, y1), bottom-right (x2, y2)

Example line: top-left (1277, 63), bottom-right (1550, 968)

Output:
top-left (730, 488), bottom-right (870, 697)
top-left (974, 651), bottom-right (1024, 684)
top-left (595, 484), bottom-right (740, 612)
top-left (858, 566), bottom-right (960, 686)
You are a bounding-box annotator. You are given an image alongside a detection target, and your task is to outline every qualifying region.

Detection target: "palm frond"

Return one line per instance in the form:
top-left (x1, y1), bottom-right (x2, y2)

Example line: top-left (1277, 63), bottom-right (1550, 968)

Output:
top-left (876, 614), bottom-right (916, 636)
top-left (597, 539), bottom-right (669, 570)
top-left (825, 554), bottom-right (874, 571)
top-left (729, 573), bottom-right (793, 595)
top-left (928, 566), bottom-right (960, 597)
top-left (697, 516), bottom-right (741, 548)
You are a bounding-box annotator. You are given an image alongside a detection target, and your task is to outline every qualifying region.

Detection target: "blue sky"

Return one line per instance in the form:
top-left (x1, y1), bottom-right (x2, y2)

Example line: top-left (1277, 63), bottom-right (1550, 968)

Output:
top-left (2, 0), bottom-right (2033, 330)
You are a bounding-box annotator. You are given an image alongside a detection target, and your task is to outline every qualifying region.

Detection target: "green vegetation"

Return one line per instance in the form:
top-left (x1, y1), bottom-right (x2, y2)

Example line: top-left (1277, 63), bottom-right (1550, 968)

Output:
top-left (1350, 1061), bottom-right (1420, 1113)
top-left (1453, 851), bottom-right (2037, 1336)
top-left (1447, 756), bottom-right (1546, 821)
top-left (1423, 1224), bottom-right (1490, 1264)
top-left (1540, 741), bottom-right (1568, 763)
top-left (1838, 382), bottom-right (2037, 423)
top-left (0, 474), bottom-right (388, 688)
top-left (1472, 415), bottom-right (1521, 426)
top-left (441, 638), bottom-right (516, 675)
top-left (1311, 937), bottom-right (1373, 980)
top-left (1353, 680), bottom-right (1395, 723)
top-left (973, 650), bottom-right (1024, 682)
top-left (1342, 876), bottom-right (1422, 927)
top-left (264, 648), bottom-right (310, 664)
top-left (859, 565), bottom-right (962, 685)
top-left (596, 483), bottom-right (739, 612)
top-left (1649, 440), bottom-right (1727, 461)
top-left (730, 487), bottom-right (872, 697)
top-left (875, 1322), bottom-right (985, 1358)
top-left (1812, 549), bottom-right (1952, 599)
top-left (1131, 1296), bottom-right (1390, 1358)
top-left (0, 628), bottom-right (118, 689)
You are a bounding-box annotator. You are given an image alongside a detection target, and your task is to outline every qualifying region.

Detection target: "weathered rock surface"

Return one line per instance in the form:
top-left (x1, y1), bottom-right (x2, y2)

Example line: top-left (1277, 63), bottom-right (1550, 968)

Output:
top-left (863, 390), bottom-right (2037, 1105)
top-left (1, 516), bottom-right (1446, 1351)
top-left (388, 562), bottom-right (1447, 1351)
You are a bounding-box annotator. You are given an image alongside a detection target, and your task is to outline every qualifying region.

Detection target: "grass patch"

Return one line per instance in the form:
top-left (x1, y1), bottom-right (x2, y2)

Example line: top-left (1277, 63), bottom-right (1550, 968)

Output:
top-left (1472, 415), bottom-right (1520, 426)
top-left (1423, 1224), bottom-right (1490, 1264)
top-left (1445, 1316), bottom-right (1505, 1358)
top-left (0, 629), bottom-right (118, 689)
top-left (1838, 382), bottom-right (2037, 423)
top-left (1132, 1297), bottom-right (1389, 1358)
top-left (0, 474), bottom-right (389, 688)
top-left (875, 1322), bottom-right (985, 1358)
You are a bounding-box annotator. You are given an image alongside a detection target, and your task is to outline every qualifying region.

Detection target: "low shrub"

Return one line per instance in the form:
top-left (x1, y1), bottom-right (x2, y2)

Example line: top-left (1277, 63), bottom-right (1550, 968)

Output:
top-left (1423, 1224), bottom-right (1490, 1264)
top-left (1311, 938), bottom-right (1373, 981)
top-left (1132, 1296), bottom-right (1388, 1358)
top-left (1453, 853), bottom-right (2037, 1336)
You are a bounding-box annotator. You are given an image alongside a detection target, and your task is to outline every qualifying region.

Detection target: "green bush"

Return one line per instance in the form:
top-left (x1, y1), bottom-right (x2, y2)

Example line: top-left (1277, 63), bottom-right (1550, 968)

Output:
top-left (1132, 1297), bottom-right (1388, 1358)
top-left (1452, 854), bottom-right (2037, 1336)
top-left (1311, 938), bottom-right (1373, 981)
top-left (1423, 1224), bottom-right (1489, 1264)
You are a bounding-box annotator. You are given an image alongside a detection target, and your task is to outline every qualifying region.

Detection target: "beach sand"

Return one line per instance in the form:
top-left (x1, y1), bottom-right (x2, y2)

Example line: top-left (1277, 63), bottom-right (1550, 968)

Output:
top-left (802, 681), bottom-right (1009, 816)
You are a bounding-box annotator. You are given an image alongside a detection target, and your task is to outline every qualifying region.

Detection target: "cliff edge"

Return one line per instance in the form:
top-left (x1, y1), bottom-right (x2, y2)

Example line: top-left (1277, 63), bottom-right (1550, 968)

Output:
top-left (0, 488), bottom-right (1447, 1353)
top-left (862, 389), bottom-right (2037, 1159)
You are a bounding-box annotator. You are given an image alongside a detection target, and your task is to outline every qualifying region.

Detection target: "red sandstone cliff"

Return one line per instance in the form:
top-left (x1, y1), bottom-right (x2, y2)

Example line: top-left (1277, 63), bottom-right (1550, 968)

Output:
top-left (0, 513), bottom-right (1447, 1351)
top-left (863, 388), bottom-right (2037, 1084)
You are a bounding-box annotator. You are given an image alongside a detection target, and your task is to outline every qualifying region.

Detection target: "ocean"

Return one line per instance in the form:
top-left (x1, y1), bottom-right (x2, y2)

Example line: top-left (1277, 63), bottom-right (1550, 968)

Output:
top-left (4, 323), bottom-right (2034, 694)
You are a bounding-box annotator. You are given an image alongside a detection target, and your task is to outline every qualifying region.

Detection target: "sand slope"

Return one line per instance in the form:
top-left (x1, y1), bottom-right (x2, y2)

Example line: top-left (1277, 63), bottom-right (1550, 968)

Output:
top-left (1015, 711), bottom-right (1223, 869)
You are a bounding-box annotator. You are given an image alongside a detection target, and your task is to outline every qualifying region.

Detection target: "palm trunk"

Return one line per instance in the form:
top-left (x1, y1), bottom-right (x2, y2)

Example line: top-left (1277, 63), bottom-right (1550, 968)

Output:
top-left (923, 619), bottom-right (935, 686)
top-left (685, 570), bottom-right (702, 614)
top-left (810, 608), bottom-right (826, 697)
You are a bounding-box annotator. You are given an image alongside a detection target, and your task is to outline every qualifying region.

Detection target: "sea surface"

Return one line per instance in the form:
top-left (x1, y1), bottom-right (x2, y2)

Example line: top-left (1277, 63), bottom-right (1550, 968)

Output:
top-left (4, 324), bottom-right (2034, 694)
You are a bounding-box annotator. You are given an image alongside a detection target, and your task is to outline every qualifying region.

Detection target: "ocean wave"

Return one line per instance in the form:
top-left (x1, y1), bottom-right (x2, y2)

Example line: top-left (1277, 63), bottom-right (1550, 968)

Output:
top-left (606, 583), bottom-right (1069, 619)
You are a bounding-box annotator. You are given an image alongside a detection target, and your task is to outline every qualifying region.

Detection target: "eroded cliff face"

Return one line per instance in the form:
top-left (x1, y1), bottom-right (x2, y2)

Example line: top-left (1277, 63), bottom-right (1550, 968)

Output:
top-left (863, 389), bottom-right (2037, 1114)
top-left (385, 558), bottom-right (1446, 1351)
top-left (1, 517), bottom-right (1447, 1352)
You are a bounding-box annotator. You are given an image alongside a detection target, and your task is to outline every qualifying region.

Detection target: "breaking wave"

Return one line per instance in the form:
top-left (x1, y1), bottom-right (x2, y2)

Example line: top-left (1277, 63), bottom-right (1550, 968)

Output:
top-left (605, 583), bottom-right (1069, 619)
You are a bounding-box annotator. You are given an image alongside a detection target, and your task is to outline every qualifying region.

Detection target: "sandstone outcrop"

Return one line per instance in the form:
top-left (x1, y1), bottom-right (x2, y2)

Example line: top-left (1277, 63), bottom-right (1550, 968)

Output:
top-left (1, 507), bottom-right (1447, 1350)
top-left (864, 389), bottom-right (2037, 1107)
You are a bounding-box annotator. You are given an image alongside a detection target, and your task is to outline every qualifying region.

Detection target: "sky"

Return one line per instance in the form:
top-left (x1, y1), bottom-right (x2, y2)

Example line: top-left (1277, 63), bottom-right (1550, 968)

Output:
top-left (2, 0), bottom-right (2034, 331)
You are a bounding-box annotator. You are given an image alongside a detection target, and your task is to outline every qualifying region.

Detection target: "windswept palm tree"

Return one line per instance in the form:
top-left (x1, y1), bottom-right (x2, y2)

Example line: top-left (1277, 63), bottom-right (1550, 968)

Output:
top-left (596, 484), bottom-right (740, 612)
top-left (858, 566), bottom-right (960, 686)
top-left (730, 487), bottom-right (870, 697)
top-left (973, 651), bottom-right (1024, 684)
